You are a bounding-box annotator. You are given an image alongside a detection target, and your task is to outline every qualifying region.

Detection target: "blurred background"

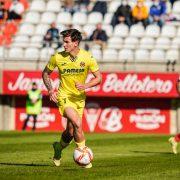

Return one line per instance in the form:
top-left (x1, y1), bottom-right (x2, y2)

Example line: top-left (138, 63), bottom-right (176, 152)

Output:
top-left (0, 0), bottom-right (179, 134)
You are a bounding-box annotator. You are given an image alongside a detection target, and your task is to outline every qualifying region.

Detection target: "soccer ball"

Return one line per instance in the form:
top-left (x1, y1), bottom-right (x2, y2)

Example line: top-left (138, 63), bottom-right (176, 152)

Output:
top-left (73, 146), bottom-right (93, 166)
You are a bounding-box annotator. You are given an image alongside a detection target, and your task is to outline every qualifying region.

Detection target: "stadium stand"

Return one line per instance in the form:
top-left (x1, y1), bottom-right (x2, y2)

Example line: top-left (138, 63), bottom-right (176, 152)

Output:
top-left (0, 0), bottom-right (179, 72)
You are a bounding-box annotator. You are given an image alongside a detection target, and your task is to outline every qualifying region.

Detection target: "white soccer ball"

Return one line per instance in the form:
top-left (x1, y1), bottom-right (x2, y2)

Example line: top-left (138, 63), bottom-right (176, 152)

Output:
top-left (73, 146), bottom-right (93, 166)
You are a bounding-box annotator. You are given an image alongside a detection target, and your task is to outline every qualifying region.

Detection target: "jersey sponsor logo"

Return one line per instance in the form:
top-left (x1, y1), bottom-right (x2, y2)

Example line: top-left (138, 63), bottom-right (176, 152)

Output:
top-left (62, 68), bottom-right (85, 74)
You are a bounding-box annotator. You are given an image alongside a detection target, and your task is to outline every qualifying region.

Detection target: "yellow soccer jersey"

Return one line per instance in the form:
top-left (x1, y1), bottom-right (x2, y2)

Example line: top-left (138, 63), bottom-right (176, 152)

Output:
top-left (46, 49), bottom-right (99, 99)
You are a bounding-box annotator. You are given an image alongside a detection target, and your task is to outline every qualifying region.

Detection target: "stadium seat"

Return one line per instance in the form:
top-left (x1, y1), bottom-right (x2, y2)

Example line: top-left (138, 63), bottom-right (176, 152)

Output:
top-left (56, 12), bottom-right (72, 25)
top-left (145, 24), bottom-right (160, 38)
top-left (130, 24), bottom-right (145, 38)
top-left (88, 12), bottom-right (103, 24)
top-left (139, 37), bottom-right (155, 50)
top-left (56, 24), bottom-right (66, 32)
top-left (103, 49), bottom-right (118, 61)
top-left (30, 35), bottom-right (43, 43)
top-left (108, 37), bottom-right (123, 49)
top-left (161, 25), bottom-right (176, 38)
top-left (150, 49), bottom-right (165, 62)
top-left (108, 1), bottom-right (121, 13)
top-left (124, 37), bottom-right (139, 49)
top-left (135, 49), bottom-right (150, 61)
top-left (30, 0), bottom-right (46, 12)
top-left (72, 12), bottom-right (87, 25)
top-left (177, 27), bottom-right (180, 37)
top-left (145, 1), bottom-right (153, 9)
top-left (102, 24), bottom-right (113, 37)
top-left (8, 47), bottom-right (24, 60)
top-left (13, 35), bottom-right (29, 48)
top-left (40, 48), bottom-right (55, 61)
top-left (0, 47), bottom-right (4, 59)
top-left (19, 23), bottom-right (35, 36)
top-left (113, 24), bottom-right (129, 37)
top-left (166, 49), bottom-right (179, 62)
top-left (24, 48), bottom-right (39, 60)
top-left (30, 35), bottom-right (43, 48)
top-left (172, 1), bottom-right (180, 14)
top-left (91, 49), bottom-right (102, 61)
top-left (24, 12), bottom-right (40, 24)
top-left (155, 37), bottom-right (171, 50)
top-left (72, 25), bottom-right (82, 32)
top-left (41, 12), bottom-right (56, 24)
top-left (166, 1), bottom-right (172, 13)
top-left (128, 1), bottom-right (136, 9)
top-left (118, 49), bottom-right (134, 61)
top-left (171, 37), bottom-right (180, 49)
top-left (103, 13), bottom-right (113, 25)
top-left (35, 24), bottom-right (49, 36)
top-left (46, 0), bottom-right (61, 12)
top-left (83, 25), bottom-right (96, 38)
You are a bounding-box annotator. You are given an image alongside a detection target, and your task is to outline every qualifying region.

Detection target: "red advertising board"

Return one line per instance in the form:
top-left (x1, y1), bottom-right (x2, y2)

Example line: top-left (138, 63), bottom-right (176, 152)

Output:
top-left (15, 97), bottom-right (171, 134)
top-left (2, 70), bottom-right (179, 98)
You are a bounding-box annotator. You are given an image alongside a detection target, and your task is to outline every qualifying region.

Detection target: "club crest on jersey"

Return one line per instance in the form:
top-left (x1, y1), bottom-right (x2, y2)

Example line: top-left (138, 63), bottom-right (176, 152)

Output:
top-left (80, 61), bottom-right (85, 67)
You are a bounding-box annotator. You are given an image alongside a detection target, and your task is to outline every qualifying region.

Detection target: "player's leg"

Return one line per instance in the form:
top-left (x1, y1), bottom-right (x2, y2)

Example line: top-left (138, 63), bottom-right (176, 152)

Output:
top-left (169, 133), bottom-right (180, 154)
top-left (53, 120), bottom-right (74, 166)
top-left (32, 115), bottom-right (37, 131)
top-left (64, 107), bottom-right (85, 146)
top-left (64, 107), bottom-right (92, 168)
top-left (22, 114), bottom-right (30, 130)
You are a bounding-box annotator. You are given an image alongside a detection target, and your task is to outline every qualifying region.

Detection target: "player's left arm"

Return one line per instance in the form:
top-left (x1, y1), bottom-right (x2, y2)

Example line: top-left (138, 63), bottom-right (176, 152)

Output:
top-left (75, 70), bottom-right (102, 90)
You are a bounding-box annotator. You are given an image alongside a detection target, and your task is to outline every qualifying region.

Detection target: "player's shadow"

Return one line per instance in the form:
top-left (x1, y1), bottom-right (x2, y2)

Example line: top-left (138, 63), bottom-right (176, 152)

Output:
top-left (0, 162), bottom-right (50, 167)
top-left (131, 150), bottom-right (172, 155)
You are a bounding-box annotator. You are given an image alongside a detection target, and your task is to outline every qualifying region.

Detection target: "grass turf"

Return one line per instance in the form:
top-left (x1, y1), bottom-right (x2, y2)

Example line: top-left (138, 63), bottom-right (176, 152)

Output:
top-left (0, 132), bottom-right (179, 180)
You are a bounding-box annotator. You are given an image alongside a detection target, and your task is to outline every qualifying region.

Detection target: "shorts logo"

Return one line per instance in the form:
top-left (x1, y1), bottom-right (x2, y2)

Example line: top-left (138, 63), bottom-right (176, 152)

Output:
top-left (80, 62), bottom-right (85, 67)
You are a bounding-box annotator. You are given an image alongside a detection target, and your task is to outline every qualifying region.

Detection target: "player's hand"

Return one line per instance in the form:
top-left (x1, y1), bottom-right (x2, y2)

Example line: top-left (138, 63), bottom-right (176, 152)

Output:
top-left (75, 82), bottom-right (86, 90)
top-left (49, 90), bottom-right (58, 103)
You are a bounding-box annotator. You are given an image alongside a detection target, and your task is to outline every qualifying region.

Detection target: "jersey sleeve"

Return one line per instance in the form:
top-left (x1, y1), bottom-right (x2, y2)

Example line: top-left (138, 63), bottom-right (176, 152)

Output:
top-left (46, 54), bottom-right (57, 71)
top-left (88, 54), bottom-right (99, 72)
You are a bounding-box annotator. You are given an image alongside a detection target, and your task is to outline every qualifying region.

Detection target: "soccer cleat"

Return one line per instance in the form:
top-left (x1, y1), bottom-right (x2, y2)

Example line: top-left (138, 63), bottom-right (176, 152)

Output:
top-left (53, 158), bottom-right (61, 167)
top-left (53, 142), bottom-right (62, 166)
top-left (82, 163), bottom-right (92, 169)
top-left (169, 137), bottom-right (178, 154)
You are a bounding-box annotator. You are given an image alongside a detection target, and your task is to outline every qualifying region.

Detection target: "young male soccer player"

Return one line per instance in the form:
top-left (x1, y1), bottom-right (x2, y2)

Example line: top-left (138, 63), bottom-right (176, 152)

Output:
top-left (169, 77), bottom-right (180, 154)
top-left (42, 29), bottom-right (101, 168)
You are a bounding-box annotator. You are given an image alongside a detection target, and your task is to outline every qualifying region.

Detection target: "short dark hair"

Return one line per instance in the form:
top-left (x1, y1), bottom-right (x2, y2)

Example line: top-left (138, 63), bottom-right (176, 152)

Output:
top-left (32, 82), bottom-right (37, 86)
top-left (60, 29), bottom-right (82, 44)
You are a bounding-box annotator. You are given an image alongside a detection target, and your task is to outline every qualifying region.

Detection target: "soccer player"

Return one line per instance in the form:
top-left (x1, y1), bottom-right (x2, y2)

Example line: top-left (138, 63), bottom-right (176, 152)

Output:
top-left (169, 77), bottom-right (180, 154)
top-left (42, 29), bottom-right (101, 168)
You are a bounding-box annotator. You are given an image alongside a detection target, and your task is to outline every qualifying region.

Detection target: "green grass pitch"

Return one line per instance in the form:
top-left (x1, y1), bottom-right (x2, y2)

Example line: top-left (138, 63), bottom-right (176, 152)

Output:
top-left (0, 132), bottom-right (179, 180)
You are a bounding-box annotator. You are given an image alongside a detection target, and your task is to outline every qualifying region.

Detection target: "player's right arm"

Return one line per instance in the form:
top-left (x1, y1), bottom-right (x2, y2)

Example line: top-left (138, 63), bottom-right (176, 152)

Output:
top-left (42, 54), bottom-right (58, 103)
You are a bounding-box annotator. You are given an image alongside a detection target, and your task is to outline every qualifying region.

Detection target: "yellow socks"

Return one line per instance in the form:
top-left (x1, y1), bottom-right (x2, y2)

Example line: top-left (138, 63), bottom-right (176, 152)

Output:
top-left (75, 140), bottom-right (86, 148)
